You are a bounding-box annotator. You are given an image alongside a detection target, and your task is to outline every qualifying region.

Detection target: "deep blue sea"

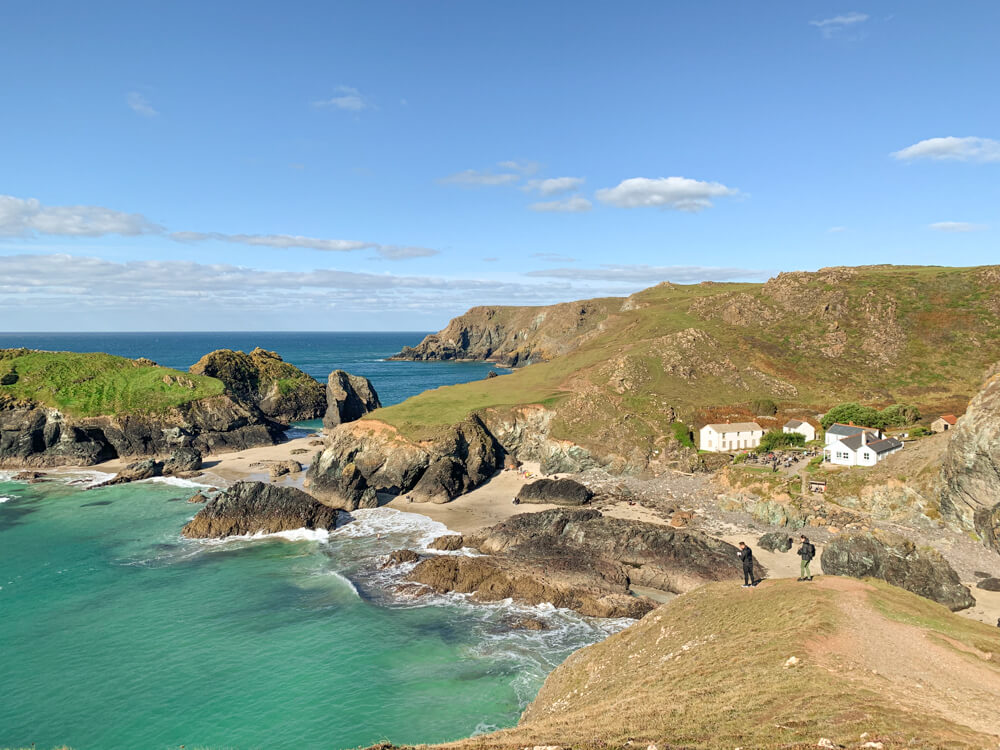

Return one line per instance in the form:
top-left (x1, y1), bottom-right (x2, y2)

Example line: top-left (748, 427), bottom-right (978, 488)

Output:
top-left (0, 333), bottom-right (623, 750)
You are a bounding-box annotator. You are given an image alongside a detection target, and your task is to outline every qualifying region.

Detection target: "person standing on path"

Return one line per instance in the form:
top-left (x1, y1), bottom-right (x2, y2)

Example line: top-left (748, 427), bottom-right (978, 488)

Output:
top-left (737, 541), bottom-right (756, 587)
top-left (797, 535), bottom-right (816, 581)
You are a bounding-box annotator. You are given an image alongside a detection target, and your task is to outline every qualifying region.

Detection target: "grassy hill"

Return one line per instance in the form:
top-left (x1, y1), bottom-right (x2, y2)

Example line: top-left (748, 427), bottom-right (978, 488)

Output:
top-left (374, 266), bottom-right (1000, 461)
top-left (0, 349), bottom-right (224, 418)
top-left (434, 577), bottom-right (1000, 749)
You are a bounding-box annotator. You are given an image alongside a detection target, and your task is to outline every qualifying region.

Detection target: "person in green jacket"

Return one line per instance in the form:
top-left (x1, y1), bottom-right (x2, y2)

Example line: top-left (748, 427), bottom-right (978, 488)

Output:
top-left (797, 535), bottom-right (816, 581)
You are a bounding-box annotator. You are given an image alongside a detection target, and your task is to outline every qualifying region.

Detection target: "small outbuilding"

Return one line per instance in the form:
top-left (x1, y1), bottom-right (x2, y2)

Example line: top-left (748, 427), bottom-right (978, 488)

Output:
top-left (783, 418), bottom-right (816, 442)
top-left (931, 414), bottom-right (958, 433)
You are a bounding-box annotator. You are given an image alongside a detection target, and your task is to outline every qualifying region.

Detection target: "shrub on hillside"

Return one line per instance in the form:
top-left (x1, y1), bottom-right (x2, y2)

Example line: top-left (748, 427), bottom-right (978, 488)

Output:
top-left (821, 403), bottom-right (886, 430)
top-left (880, 403), bottom-right (922, 427)
top-left (759, 430), bottom-right (806, 452)
top-left (749, 398), bottom-right (778, 416)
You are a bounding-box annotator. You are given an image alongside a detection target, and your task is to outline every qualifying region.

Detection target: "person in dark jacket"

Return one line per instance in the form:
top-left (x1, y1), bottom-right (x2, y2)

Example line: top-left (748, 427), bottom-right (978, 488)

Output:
top-left (737, 541), bottom-right (756, 587)
top-left (797, 535), bottom-right (816, 581)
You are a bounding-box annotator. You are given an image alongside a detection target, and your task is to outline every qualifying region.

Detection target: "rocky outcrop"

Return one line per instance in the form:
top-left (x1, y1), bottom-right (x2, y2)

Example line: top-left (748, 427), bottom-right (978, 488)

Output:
top-left (181, 481), bottom-right (343, 538)
top-left (268, 460), bottom-right (302, 479)
top-left (91, 458), bottom-right (163, 488)
top-left (820, 530), bottom-right (975, 611)
top-left (940, 364), bottom-right (1000, 553)
top-left (516, 478), bottom-right (593, 506)
top-left (0, 392), bottom-right (284, 468)
top-left (163, 447), bottom-right (203, 475)
top-left (306, 415), bottom-right (505, 509)
top-left (323, 371), bottom-right (381, 429)
top-left (977, 578), bottom-right (1000, 592)
top-left (190, 347), bottom-right (325, 424)
top-left (428, 534), bottom-right (464, 551)
top-left (390, 300), bottom-right (614, 366)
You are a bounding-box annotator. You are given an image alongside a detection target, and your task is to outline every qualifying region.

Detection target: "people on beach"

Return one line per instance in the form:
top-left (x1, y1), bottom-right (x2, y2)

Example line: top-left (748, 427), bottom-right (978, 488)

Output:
top-left (797, 535), bottom-right (816, 581)
top-left (737, 541), bottom-right (756, 587)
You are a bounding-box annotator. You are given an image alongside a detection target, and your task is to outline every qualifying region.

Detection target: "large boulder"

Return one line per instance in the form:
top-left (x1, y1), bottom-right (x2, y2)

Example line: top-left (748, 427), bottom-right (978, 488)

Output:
top-left (516, 478), bottom-right (593, 506)
top-left (190, 348), bottom-right (325, 424)
top-left (90, 458), bottom-right (163, 488)
top-left (323, 370), bottom-right (381, 429)
top-left (181, 481), bottom-right (342, 538)
top-left (820, 530), bottom-right (975, 611)
top-left (940, 363), bottom-right (1000, 553)
top-left (758, 531), bottom-right (793, 553)
top-left (163, 447), bottom-right (203, 475)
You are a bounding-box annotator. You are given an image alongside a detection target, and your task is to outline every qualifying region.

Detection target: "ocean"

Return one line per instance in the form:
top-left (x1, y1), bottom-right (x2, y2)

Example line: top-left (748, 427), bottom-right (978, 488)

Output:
top-left (0, 333), bottom-right (625, 750)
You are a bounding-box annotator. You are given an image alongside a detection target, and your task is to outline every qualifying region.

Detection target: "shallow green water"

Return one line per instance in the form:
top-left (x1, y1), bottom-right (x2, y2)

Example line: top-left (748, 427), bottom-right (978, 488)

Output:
top-left (0, 475), bottom-right (623, 750)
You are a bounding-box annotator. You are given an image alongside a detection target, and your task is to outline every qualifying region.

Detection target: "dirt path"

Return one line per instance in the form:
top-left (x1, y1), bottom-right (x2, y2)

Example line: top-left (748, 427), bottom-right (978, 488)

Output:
top-left (810, 576), bottom-right (1000, 740)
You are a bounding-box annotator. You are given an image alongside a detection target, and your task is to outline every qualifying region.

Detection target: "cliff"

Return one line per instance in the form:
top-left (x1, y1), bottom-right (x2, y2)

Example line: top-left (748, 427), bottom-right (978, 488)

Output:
top-left (940, 362), bottom-right (1000, 553)
top-left (189, 347), bottom-right (326, 424)
top-left (429, 577), bottom-right (1000, 749)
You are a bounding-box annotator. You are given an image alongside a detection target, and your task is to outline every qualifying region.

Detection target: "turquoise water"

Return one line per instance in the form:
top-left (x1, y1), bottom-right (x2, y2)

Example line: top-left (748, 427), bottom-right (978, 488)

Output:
top-left (0, 476), bottom-right (623, 750)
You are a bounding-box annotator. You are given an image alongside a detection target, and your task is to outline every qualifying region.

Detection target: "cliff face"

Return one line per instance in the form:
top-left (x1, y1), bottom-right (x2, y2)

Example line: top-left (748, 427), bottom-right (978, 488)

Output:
top-left (323, 370), bottom-right (381, 429)
top-left (391, 299), bottom-right (616, 366)
top-left (940, 363), bottom-right (1000, 553)
top-left (189, 347), bottom-right (325, 424)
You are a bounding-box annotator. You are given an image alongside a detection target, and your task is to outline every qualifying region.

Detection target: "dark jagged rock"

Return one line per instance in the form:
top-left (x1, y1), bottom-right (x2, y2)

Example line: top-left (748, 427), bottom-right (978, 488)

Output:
top-left (163, 447), bottom-right (203, 475)
top-left (186, 491), bottom-right (209, 503)
top-left (307, 415), bottom-right (504, 509)
top-left (268, 460), bottom-right (302, 479)
top-left (428, 534), bottom-right (464, 551)
top-left (384, 549), bottom-right (421, 566)
top-left (181, 481), bottom-right (342, 539)
top-left (977, 577), bottom-right (1000, 592)
top-left (323, 370), bottom-right (381, 429)
top-left (508, 616), bottom-right (548, 630)
top-left (516, 478), bottom-right (593, 506)
top-left (190, 347), bottom-right (326, 424)
top-left (485, 370), bottom-right (499, 379)
top-left (91, 458), bottom-right (163, 488)
top-left (758, 531), bottom-right (793, 553)
top-left (820, 530), bottom-right (975, 611)
top-left (940, 363), bottom-right (1000, 553)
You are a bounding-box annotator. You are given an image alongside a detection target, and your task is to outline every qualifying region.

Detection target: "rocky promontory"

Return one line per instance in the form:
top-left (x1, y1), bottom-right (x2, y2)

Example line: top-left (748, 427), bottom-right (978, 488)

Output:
top-left (181, 481), bottom-right (344, 538)
top-left (516, 477), bottom-right (593, 505)
top-left (406, 509), bottom-right (748, 617)
top-left (306, 415), bottom-right (505, 509)
top-left (940, 362), bottom-right (1000, 554)
top-left (190, 347), bottom-right (326, 424)
top-left (323, 370), bottom-right (381, 429)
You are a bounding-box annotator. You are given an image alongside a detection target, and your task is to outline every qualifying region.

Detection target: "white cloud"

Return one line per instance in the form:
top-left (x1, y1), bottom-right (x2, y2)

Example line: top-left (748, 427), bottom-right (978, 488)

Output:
top-left (0, 195), bottom-right (161, 237)
top-left (439, 169), bottom-right (521, 186)
top-left (928, 221), bottom-right (989, 233)
top-left (525, 264), bottom-right (768, 283)
top-left (529, 196), bottom-right (593, 213)
top-left (314, 86), bottom-right (369, 112)
top-left (809, 12), bottom-right (869, 37)
top-left (892, 136), bottom-right (1000, 163)
top-left (1, 194), bottom-right (437, 260)
top-left (523, 177), bottom-right (585, 196)
top-left (595, 177), bottom-right (739, 212)
top-left (531, 252), bottom-right (576, 263)
top-left (127, 91), bottom-right (158, 117)
top-left (497, 160), bottom-right (540, 175)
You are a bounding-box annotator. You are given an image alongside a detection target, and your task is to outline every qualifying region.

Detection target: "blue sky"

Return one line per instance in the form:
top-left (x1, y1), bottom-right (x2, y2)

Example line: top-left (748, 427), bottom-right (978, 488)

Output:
top-left (1, 1), bottom-right (997, 331)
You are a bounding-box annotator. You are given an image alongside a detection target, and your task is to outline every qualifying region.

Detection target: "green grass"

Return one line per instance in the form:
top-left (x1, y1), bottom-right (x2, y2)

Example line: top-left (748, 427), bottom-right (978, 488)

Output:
top-left (0, 350), bottom-right (224, 417)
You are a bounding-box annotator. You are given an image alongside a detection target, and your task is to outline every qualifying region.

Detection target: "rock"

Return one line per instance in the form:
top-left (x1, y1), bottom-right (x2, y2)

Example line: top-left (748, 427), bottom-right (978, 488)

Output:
top-left (323, 370), bottom-right (381, 429)
top-left (190, 347), bottom-right (326, 424)
top-left (508, 616), bottom-right (549, 631)
top-left (977, 577), bottom-right (1000, 592)
top-left (384, 549), bottom-right (420, 566)
top-left (91, 458), bottom-right (164, 488)
top-left (309, 439), bottom-right (325, 446)
top-left (503, 453), bottom-right (522, 470)
top-left (0, 370), bottom-right (18, 385)
top-left (186, 491), bottom-right (209, 503)
top-left (940, 363), bottom-right (1000, 553)
top-left (758, 531), bottom-right (793, 553)
top-left (428, 534), bottom-right (464, 551)
top-left (783, 656), bottom-right (800, 668)
top-left (290, 448), bottom-right (308, 455)
top-left (268, 460), bottom-right (302, 479)
top-left (408, 553), bottom-right (653, 619)
top-left (162, 447), bottom-right (203, 475)
top-left (486, 370), bottom-right (499, 379)
top-left (820, 530), bottom-right (975, 611)
top-left (516, 478), bottom-right (593, 506)
top-left (12, 470), bottom-right (45, 481)
top-left (817, 739), bottom-right (837, 749)
top-left (181, 481), bottom-right (342, 538)
top-left (974, 570), bottom-right (990, 578)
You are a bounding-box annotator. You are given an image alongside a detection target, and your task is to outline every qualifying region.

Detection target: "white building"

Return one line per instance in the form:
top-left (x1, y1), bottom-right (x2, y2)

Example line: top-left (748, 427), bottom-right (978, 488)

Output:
top-left (783, 419), bottom-right (816, 442)
top-left (824, 422), bottom-right (882, 447)
top-left (699, 422), bottom-right (764, 453)
top-left (826, 428), bottom-right (903, 467)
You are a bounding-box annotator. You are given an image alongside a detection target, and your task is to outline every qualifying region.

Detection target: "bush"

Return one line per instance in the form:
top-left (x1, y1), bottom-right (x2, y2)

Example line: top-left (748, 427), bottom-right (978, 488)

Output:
top-left (749, 398), bottom-right (778, 416)
top-left (671, 422), bottom-right (695, 449)
top-left (910, 425), bottom-right (932, 437)
top-left (821, 403), bottom-right (886, 430)
top-left (759, 430), bottom-right (806, 452)
top-left (881, 403), bottom-right (922, 427)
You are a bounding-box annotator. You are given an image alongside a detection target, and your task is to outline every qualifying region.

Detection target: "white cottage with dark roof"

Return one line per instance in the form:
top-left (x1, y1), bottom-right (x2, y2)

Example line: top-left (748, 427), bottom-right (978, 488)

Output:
top-left (824, 424), bottom-right (902, 467)
top-left (699, 422), bottom-right (764, 452)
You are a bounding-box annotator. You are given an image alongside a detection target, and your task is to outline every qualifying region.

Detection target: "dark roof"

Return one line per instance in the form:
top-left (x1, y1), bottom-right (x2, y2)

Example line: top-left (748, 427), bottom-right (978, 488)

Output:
top-left (827, 423), bottom-right (864, 437)
top-left (839, 432), bottom-right (881, 451)
top-left (784, 419), bottom-right (805, 428)
top-left (866, 437), bottom-right (903, 454)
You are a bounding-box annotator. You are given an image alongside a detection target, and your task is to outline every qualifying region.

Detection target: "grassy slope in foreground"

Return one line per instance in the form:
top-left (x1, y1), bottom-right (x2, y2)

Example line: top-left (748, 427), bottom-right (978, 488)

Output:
top-left (442, 577), bottom-right (1000, 749)
top-left (373, 265), bottom-right (1000, 446)
top-left (0, 349), bottom-right (224, 418)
